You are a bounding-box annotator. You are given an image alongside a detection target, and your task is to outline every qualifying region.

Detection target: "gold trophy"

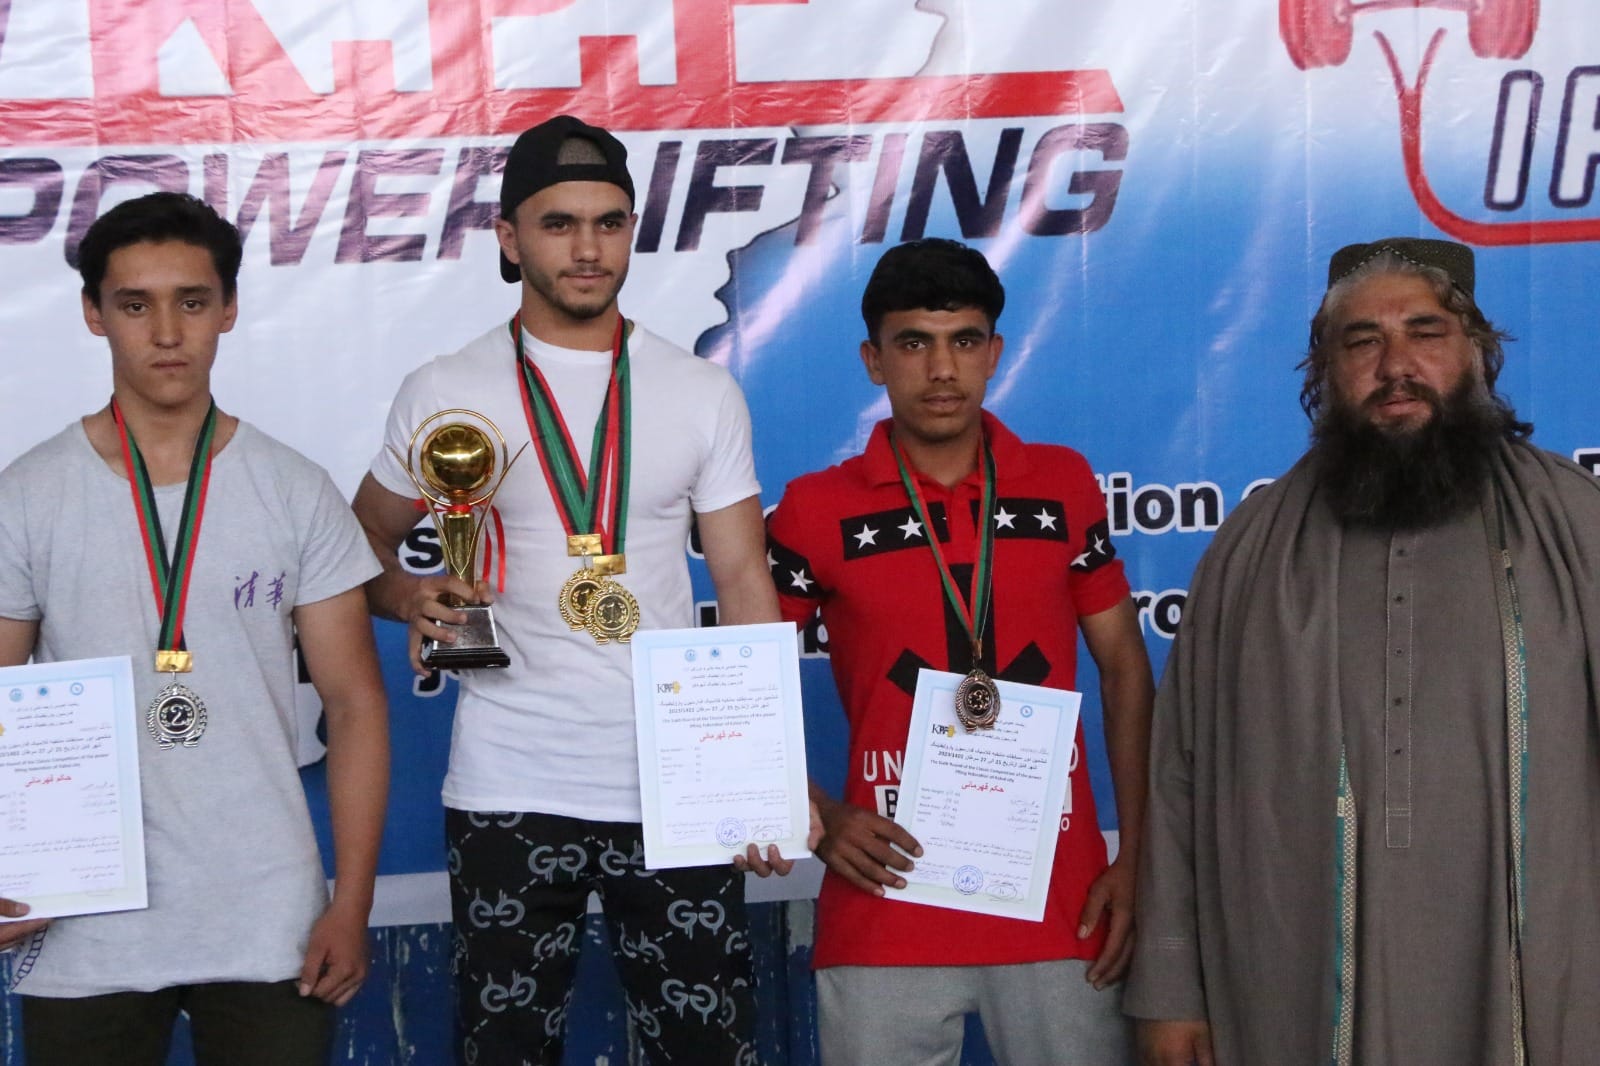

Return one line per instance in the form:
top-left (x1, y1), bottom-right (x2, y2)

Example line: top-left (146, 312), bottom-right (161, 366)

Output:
top-left (392, 410), bottom-right (526, 670)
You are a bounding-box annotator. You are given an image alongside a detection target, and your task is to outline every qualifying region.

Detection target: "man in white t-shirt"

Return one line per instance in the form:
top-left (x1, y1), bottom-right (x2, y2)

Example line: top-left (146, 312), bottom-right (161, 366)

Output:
top-left (0, 192), bottom-right (389, 1065)
top-left (353, 115), bottom-right (806, 1066)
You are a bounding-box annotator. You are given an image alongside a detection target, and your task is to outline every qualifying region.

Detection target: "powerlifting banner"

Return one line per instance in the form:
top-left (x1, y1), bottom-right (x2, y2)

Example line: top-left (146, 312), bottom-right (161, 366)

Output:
top-left (1, 0), bottom-right (1596, 924)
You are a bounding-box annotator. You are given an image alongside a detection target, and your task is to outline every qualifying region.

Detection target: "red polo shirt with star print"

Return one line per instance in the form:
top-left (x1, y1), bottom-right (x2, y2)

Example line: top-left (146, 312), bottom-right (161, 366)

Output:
top-left (768, 413), bottom-right (1129, 968)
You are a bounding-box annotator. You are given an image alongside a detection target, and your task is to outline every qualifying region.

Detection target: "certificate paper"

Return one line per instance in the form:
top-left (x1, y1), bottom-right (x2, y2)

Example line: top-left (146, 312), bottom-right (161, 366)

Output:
top-left (632, 623), bottom-right (811, 869)
top-left (887, 669), bottom-right (1081, 921)
top-left (0, 656), bottom-right (147, 921)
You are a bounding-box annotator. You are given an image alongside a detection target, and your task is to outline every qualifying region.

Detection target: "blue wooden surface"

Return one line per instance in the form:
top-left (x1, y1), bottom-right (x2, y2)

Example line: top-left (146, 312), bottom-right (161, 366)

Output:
top-left (1, 902), bottom-right (1008, 1064)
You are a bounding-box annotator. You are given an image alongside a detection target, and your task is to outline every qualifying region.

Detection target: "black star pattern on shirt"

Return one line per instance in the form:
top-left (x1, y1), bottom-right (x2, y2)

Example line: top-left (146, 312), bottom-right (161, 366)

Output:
top-left (1070, 518), bottom-right (1116, 573)
top-left (840, 503), bottom-right (950, 561)
top-left (766, 533), bottom-right (822, 599)
top-left (968, 497), bottom-right (1069, 542)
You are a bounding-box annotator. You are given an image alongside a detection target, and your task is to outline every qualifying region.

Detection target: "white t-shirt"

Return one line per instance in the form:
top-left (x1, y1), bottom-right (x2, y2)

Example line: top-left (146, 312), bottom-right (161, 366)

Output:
top-left (371, 320), bottom-right (760, 821)
top-left (0, 421), bottom-right (380, 996)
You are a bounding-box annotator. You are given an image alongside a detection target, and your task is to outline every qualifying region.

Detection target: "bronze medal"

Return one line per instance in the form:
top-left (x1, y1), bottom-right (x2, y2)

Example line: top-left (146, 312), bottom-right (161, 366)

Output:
top-left (954, 668), bottom-right (1001, 732)
top-left (892, 433), bottom-right (1003, 729)
top-left (586, 578), bottom-right (640, 644)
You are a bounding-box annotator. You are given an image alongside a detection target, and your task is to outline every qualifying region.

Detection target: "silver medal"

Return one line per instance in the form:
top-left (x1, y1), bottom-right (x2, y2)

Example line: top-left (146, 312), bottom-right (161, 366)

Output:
top-left (147, 678), bottom-right (208, 749)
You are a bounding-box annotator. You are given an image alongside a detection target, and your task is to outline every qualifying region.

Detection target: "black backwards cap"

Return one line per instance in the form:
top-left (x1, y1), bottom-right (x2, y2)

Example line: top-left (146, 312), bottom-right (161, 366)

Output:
top-left (1326, 236), bottom-right (1476, 298)
top-left (499, 115), bottom-right (635, 283)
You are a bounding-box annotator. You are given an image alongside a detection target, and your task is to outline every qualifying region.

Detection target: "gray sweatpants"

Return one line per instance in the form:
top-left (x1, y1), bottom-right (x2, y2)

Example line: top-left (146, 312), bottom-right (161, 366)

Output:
top-left (817, 959), bottom-right (1131, 1066)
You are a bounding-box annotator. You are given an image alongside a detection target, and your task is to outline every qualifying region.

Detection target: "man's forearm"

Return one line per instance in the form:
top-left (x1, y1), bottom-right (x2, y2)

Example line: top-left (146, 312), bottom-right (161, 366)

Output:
top-left (323, 694), bottom-right (389, 914)
top-left (1080, 601), bottom-right (1156, 861)
top-left (1102, 657), bottom-right (1154, 860)
top-left (714, 567), bottom-right (781, 626)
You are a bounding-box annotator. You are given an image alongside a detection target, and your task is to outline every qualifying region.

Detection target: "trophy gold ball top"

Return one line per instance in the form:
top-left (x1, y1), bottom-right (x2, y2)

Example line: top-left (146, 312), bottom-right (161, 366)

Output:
top-left (420, 423), bottom-right (495, 498)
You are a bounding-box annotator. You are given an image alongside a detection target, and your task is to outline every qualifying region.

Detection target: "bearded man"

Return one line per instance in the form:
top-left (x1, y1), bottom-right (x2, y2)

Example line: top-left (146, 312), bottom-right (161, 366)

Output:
top-left (1125, 237), bottom-right (1600, 1066)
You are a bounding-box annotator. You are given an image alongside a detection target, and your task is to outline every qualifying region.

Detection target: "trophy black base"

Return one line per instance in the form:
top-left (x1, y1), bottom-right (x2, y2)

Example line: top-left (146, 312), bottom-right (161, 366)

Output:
top-left (422, 604), bottom-right (511, 670)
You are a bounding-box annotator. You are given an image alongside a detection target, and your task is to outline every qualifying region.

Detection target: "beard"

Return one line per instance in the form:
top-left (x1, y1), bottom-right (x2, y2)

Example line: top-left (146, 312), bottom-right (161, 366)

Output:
top-left (1311, 377), bottom-right (1510, 529)
top-left (524, 268), bottom-right (624, 322)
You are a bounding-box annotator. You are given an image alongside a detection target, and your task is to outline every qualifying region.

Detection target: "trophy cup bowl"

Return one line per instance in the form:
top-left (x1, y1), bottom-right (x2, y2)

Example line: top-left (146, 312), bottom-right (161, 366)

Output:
top-left (393, 410), bottom-right (526, 670)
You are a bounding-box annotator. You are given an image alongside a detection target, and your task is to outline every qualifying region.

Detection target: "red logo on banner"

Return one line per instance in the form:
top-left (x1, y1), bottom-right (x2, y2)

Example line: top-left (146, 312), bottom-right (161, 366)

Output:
top-left (1377, 29), bottom-right (1600, 246)
top-left (0, 3), bottom-right (1135, 268)
top-left (0, 1), bottom-right (1123, 147)
top-left (1279, 0), bottom-right (1539, 71)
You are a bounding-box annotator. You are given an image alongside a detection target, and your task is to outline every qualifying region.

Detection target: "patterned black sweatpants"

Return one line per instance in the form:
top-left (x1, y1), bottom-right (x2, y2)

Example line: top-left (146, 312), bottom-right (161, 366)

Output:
top-left (445, 808), bottom-right (757, 1066)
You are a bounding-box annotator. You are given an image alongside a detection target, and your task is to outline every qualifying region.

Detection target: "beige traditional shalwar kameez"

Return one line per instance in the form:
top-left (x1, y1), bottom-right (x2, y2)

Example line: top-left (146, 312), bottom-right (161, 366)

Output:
top-left (1125, 441), bottom-right (1600, 1065)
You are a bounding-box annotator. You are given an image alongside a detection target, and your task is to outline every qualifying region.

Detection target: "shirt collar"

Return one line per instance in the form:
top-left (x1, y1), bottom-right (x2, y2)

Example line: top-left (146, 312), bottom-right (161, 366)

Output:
top-left (861, 410), bottom-right (1029, 488)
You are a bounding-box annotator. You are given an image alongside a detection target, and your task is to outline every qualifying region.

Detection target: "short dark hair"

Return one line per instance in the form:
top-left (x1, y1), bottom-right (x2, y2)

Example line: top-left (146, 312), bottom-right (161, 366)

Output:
top-left (78, 192), bottom-right (243, 305)
top-left (860, 238), bottom-right (1005, 344)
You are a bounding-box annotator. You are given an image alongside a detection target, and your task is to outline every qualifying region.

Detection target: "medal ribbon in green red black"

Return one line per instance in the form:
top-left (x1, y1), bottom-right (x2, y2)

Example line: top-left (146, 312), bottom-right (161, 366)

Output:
top-left (511, 313), bottom-right (632, 553)
top-left (890, 432), bottom-right (997, 666)
top-left (111, 397), bottom-right (218, 665)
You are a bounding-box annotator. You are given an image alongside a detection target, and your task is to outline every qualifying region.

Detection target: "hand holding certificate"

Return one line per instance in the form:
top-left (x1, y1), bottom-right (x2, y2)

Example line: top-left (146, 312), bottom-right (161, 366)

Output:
top-left (0, 656), bottom-right (147, 924)
top-left (631, 623), bottom-right (811, 869)
top-left (886, 668), bottom-right (1081, 921)
top-left (0, 897), bottom-right (48, 950)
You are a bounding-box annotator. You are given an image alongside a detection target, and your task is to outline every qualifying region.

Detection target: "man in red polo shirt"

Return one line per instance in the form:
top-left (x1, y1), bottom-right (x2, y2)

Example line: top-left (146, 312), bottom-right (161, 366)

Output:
top-left (767, 239), bottom-right (1153, 1064)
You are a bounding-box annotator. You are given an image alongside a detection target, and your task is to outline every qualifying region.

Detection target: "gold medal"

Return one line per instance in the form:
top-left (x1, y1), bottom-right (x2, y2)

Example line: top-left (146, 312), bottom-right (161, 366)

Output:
top-left (954, 668), bottom-right (1001, 732)
top-left (558, 568), bottom-right (605, 631)
top-left (586, 578), bottom-right (640, 644)
top-left (524, 317), bottom-right (636, 644)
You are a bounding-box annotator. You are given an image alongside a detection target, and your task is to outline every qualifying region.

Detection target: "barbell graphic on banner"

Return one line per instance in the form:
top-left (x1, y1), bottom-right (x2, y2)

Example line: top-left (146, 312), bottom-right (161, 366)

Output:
top-left (1279, 0), bottom-right (1538, 71)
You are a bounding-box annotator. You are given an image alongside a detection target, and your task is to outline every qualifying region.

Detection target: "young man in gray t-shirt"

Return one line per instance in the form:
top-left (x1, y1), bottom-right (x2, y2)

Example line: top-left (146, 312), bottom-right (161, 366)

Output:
top-left (0, 192), bottom-right (389, 1066)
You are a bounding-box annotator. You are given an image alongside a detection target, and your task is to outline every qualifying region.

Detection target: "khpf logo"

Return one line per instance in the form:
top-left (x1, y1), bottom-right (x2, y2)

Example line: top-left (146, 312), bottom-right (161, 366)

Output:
top-left (1280, 0), bottom-right (1536, 69)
